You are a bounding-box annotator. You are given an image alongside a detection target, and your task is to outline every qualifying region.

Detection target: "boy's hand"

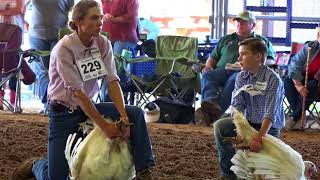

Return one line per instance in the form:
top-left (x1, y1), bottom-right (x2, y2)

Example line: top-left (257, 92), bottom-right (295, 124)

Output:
top-left (250, 136), bottom-right (263, 152)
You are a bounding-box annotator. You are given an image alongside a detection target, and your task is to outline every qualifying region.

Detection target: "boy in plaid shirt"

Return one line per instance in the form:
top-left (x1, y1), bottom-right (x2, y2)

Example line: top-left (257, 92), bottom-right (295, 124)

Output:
top-left (213, 38), bottom-right (285, 179)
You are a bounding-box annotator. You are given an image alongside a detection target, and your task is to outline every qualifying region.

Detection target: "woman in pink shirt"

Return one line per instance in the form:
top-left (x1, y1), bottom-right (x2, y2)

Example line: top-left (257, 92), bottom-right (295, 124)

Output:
top-left (12, 1), bottom-right (155, 180)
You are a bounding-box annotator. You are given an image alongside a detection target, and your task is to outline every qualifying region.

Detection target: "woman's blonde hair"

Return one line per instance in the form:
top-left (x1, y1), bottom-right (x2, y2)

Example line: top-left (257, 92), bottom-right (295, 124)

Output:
top-left (68, 0), bottom-right (101, 31)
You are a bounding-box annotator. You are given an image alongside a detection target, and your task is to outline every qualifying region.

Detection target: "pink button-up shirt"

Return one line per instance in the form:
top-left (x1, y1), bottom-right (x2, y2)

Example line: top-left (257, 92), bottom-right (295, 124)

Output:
top-left (102, 0), bottom-right (139, 43)
top-left (47, 32), bottom-right (119, 108)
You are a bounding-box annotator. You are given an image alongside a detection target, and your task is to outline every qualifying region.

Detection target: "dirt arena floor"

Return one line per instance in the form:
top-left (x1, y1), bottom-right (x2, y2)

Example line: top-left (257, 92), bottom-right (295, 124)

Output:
top-left (0, 112), bottom-right (319, 180)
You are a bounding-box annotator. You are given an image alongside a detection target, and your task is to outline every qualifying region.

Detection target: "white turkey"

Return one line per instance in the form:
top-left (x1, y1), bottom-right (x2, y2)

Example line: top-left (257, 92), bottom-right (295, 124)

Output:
top-left (229, 108), bottom-right (318, 180)
top-left (65, 118), bottom-right (135, 180)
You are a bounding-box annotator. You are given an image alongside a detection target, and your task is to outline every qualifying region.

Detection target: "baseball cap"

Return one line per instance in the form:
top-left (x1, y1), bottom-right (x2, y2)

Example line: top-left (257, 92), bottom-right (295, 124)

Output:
top-left (233, 10), bottom-right (256, 22)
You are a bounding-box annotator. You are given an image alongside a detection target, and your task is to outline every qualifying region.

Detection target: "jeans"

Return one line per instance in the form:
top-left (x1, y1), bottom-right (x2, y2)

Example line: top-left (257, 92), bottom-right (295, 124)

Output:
top-left (283, 76), bottom-right (319, 122)
top-left (201, 68), bottom-right (239, 112)
top-left (32, 103), bottom-right (155, 180)
top-left (29, 36), bottom-right (57, 107)
top-left (113, 41), bottom-right (137, 56)
top-left (101, 41), bottom-right (137, 102)
top-left (213, 117), bottom-right (280, 177)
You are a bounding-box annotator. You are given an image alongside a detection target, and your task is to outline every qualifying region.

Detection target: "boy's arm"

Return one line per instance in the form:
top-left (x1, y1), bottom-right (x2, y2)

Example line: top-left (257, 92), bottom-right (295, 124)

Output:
top-left (250, 117), bottom-right (272, 152)
top-left (262, 76), bottom-right (281, 131)
top-left (256, 118), bottom-right (272, 138)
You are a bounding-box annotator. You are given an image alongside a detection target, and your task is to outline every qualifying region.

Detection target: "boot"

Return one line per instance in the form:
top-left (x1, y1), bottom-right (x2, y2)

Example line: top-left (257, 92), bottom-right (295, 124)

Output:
top-left (10, 89), bottom-right (16, 106)
top-left (11, 158), bottom-right (38, 180)
top-left (0, 90), bottom-right (4, 110)
top-left (134, 167), bottom-right (154, 180)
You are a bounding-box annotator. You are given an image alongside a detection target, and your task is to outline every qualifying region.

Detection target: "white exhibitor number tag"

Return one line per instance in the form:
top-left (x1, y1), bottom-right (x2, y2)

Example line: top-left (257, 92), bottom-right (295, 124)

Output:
top-left (233, 81), bottom-right (267, 97)
top-left (76, 49), bottom-right (108, 81)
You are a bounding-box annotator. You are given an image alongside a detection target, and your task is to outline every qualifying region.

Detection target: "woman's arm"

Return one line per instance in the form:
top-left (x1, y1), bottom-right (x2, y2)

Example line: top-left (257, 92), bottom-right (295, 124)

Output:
top-left (0, 0), bottom-right (23, 16)
top-left (288, 44), bottom-right (308, 81)
top-left (107, 80), bottom-right (131, 140)
top-left (107, 80), bottom-right (128, 119)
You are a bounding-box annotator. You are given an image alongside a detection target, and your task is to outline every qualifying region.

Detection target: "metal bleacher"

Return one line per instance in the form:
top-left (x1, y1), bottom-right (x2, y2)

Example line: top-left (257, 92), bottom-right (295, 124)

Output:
top-left (243, 0), bottom-right (320, 46)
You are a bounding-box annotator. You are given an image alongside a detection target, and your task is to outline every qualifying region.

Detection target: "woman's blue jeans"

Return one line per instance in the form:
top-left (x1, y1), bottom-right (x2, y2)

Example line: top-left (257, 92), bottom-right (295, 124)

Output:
top-left (32, 103), bottom-right (155, 180)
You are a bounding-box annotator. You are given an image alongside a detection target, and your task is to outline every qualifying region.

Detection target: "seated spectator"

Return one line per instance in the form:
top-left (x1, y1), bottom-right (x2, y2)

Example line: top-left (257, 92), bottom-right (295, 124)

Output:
top-left (139, 17), bottom-right (160, 41)
top-left (283, 27), bottom-right (320, 130)
top-left (214, 37), bottom-right (285, 179)
top-left (195, 10), bottom-right (276, 126)
top-left (0, 0), bottom-right (26, 109)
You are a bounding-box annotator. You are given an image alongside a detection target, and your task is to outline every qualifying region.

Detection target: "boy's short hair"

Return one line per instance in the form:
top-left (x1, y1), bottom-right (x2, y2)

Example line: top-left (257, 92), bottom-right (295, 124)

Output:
top-left (239, 37), bottom-right (267, 63)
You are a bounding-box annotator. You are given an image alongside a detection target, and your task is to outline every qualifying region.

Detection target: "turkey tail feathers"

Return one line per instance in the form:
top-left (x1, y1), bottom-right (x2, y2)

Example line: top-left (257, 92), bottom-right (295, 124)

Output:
top-left (65, 133), bottom-right (84, 180)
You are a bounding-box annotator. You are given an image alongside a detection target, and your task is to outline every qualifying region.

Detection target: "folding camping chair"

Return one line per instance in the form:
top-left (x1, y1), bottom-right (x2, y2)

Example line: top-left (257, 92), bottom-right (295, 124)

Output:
top-left (306, 89), bottom-right (320, 128)
top-left (0, 23), bottom-right (36, 113)
top-left (122, 35), bottom-right (200, 107)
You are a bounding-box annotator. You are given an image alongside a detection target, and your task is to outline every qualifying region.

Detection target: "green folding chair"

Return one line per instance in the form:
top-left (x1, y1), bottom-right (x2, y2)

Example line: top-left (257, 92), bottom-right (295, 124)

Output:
top-left (121, 35), bottom-right (200, 107)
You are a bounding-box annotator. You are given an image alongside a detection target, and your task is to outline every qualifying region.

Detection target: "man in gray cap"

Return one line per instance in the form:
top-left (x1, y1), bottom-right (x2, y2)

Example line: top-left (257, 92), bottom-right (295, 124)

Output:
top-left (195, 10), bottom-right (276, 127)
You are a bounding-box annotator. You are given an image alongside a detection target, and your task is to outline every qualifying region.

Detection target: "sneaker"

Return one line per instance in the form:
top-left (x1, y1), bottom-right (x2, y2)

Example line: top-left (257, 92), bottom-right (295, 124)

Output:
top-left (195, 108), bottom-right (212, 127)
top-left (134, 167), bottom-right (154, 180)
top-left (284, 116), bottom-right (297, 130)
top-left (11, 158), bottom-right (38, 180)
top-left (201, 101), bottom-right (223, 122)
top-left (292, 119), bottom-right (308, 130)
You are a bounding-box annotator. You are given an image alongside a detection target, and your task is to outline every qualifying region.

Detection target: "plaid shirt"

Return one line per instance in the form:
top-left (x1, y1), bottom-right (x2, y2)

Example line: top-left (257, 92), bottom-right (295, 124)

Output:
top-left (231, 65), bottom-right (285, 129)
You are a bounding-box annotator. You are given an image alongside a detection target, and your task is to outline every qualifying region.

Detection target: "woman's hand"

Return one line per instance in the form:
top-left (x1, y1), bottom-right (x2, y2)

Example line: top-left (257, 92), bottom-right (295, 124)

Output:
top-left (119, 117), bottom-right (131, 141)
top-left (294, 81), bottom-right (309, 97)
top-left (100, 121), bottom-right (122, 139)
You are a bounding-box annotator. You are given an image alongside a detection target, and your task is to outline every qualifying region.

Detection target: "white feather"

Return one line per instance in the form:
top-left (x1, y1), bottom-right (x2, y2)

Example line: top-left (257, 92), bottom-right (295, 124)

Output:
top-left (230, 108), bottom-right (307, 180)
top-left (65, 118), bottom-right (135, 180)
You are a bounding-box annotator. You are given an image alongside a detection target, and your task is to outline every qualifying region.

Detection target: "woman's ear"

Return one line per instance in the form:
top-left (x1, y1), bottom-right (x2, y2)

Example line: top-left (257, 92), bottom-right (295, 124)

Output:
top-left (75, 18), bottom-right (82, 27)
